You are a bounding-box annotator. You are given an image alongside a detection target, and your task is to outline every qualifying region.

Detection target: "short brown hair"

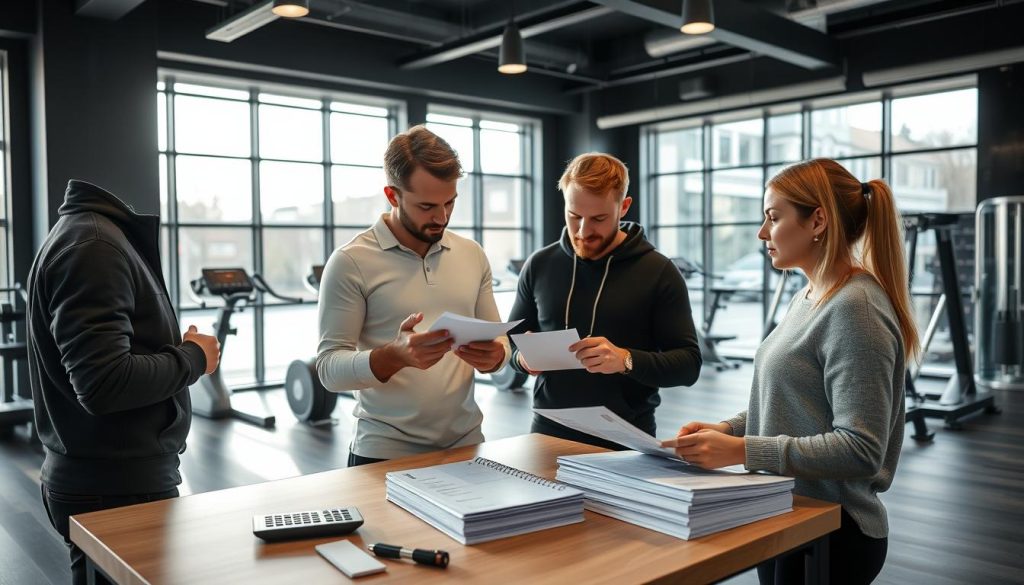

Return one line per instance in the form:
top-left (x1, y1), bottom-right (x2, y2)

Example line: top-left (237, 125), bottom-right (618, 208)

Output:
top-left (558, 152), bottom-right (629, 199)
top-left (384, 125), bottom-right (463, 190)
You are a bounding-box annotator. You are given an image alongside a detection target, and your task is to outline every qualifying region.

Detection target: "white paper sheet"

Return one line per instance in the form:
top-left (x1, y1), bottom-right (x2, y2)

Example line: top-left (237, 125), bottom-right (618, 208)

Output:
top-left (510, 329), bottom-right (586, 371)
top-left (533, 406), bottom-right (684, 460)
top-left (426, 312), bottom-right (522, 348)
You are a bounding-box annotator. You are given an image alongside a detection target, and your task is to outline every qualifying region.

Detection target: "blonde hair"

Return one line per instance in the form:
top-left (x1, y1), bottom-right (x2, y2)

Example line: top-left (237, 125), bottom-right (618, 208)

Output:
top-left (384, 125), bottom-right (463, 190)
top-left (767, 158), bottom-right (920, 362)
top-left (558, 152), bottom-right (629, 199)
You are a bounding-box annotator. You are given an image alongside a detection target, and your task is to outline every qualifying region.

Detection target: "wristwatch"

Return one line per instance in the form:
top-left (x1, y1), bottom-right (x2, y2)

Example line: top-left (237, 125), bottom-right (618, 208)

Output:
top-left (622, 350), bottom-right (633, 374)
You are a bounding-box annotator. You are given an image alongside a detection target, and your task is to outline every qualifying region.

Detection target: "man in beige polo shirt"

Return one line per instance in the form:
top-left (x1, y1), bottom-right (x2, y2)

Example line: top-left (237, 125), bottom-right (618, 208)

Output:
top-left (317, 125), bottom-right (510, 466)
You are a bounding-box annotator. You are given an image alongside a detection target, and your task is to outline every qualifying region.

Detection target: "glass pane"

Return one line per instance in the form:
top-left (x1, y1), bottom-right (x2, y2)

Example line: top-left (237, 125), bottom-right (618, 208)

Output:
top-left (448, 174), bottom-right (475, 228)
top-left (427, 113), bottom-right (472, 126)
top-left (481, 176), bottom-right (523, 227)
top-left (157, 92), bottom-right (167, 152)
top-left (811, 101), bottom-right (882, 157)
top-left (482, 230), bottom-right (522, 278)
top-left (177, 227), bottom-right (253, 308)
top-left (709, 227), bottom-right (766, 358)
top-left (174, 95), bottom-right (250, 157)
top-left (767, 113), bottom-right (802, 163)
top-left (334, 228), bottom-right (364, 250)
top-left (710, 168), bottom-right (764, 223)
top-left (261, 228), bottom-right (324, 301)
top-left (655, 173), bottom-right (702, 225)
top-left (160, 226), bottom-right (172, 298)
top-left (480, 129), bottom-right (522, 174)
top-left (426, 123), bottom-right (474, 172)
top-left (652, 226), bottom-right (704, 319)
top-left (173, 83), bottom-right (249, 100)
top-left (890, 149), bottom-right (976, 212)
top-left (331, 113), bottom-right (389, 167)
top-left (481, 120), bottom-right (520, 132)
top-left (264, 305), bottom-right (319, 382)
top-left (260, 161), bottom-right (324, 224)
top-left (259, 104), bottom-right (322, 162)
top-left (656, 127), bottom-right (702, 173)
top-left (835, 157), bottom-right (882, 183)
top-left (176, 155), bottom-right (253, 223)
top-left (447, 227), bottom-right (476, 243)
top-left (258, 93), bottom-right (321, 109)
top-left (712, 118), bottom-right (763, 168)
top-left (331, 102), bottom-right (389, 117)
top-left (891, 88), bottom-right (977, 152)
top-left (159, 154), bottom-right (168, 220)
top-left (331, 166), bottom-right (386, 226)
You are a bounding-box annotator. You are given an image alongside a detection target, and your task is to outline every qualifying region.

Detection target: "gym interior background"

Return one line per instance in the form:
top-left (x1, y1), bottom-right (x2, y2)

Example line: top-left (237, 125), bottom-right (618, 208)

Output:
top-left (1, 1), bottom-right (1023, 583)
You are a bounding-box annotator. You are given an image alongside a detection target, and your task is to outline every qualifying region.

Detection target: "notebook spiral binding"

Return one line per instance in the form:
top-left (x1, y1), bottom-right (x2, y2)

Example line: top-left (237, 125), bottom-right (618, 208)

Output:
top-left (472, 457), bottom-right (567, 490)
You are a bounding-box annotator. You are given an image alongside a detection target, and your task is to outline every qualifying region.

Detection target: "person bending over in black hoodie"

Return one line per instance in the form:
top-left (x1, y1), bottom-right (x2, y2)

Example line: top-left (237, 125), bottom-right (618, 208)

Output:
top-left (27, 181), bottom-right (220, 585)
top-left (508, 153), bottom-right (702, 449)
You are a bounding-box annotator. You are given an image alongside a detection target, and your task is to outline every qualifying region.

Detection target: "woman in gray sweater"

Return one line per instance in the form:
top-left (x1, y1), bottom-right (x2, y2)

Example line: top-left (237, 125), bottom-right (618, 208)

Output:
top-left (663, 158), bottom-right (920, 585)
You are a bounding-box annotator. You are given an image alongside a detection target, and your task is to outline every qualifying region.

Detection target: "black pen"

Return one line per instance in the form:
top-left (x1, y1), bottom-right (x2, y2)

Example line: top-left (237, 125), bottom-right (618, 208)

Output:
top-left (367, 543), bottom-right (449, 568)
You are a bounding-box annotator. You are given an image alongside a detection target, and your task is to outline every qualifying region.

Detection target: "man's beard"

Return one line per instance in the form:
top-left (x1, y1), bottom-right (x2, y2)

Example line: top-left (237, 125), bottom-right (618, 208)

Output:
top-left (571, 230), bottom-right (618, 259)
top-left (398, 201), bottom-right (446, 244)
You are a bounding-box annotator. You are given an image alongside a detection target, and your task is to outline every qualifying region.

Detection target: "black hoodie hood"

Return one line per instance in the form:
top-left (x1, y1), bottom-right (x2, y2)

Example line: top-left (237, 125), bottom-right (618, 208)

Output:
top-left (557, 221), bottom-right (654, 263)
top-left (58, 180), bottom-right (164, 280)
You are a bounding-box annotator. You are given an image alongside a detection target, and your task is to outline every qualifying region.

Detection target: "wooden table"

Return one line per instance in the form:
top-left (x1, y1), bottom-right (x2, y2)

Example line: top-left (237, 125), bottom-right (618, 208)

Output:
top-left (71, 434), bottom-right (840, 584)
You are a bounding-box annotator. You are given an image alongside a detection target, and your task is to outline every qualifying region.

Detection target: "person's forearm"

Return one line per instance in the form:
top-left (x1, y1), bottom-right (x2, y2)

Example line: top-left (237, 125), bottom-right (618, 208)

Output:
top-left (369, 343), bottom-right (405, 383)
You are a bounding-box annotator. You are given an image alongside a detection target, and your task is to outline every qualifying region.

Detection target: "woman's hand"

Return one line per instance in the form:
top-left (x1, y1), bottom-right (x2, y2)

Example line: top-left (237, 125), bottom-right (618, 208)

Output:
top-left (660, 429), bottom-right (746, 469)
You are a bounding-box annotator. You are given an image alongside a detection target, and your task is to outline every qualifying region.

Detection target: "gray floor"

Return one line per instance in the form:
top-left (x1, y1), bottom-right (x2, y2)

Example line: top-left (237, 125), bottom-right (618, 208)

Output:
top-left (1, 365), bottom-right (1021, 584)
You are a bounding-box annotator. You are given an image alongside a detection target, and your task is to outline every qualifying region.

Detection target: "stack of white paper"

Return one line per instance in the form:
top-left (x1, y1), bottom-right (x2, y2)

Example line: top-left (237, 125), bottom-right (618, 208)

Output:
top-left (385, 457), bottom-right (584, 545)
top-left (555, 451), bottom-right (795, 540)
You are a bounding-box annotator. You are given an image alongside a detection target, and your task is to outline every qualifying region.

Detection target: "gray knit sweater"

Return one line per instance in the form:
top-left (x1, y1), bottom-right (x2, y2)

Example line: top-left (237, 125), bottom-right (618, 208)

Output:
top-left (725, 273), bottom-right (905, 539)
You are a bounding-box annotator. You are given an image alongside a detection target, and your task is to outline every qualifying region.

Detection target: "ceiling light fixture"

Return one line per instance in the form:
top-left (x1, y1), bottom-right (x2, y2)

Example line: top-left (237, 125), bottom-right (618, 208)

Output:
top-left (681, 0), bottom-right (715, 35)
top-left (272, 0), bottom-right (309, 18)
top-left (498, 19), bottom-right (527, 74)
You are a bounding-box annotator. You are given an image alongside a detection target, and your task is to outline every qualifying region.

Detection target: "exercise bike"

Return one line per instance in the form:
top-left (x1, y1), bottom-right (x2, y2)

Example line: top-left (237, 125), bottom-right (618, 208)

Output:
top-left (285, 265), bottom-right (342, 425)
top-left (188, 267), bottom-right (305, 429)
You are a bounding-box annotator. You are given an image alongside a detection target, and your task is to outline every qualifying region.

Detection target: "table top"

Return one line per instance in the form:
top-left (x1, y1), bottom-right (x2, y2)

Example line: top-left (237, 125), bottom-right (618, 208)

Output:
top-left (71, 433), bottom-right (839, 585)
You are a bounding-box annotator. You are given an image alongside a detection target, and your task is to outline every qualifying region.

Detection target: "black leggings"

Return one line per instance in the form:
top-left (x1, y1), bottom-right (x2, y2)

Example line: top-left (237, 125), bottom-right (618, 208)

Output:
top-left (757, 509), bottom-right (887, 585)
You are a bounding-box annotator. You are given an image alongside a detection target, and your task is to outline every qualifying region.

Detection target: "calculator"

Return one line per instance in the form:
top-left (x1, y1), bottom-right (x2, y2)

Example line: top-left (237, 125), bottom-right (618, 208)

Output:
top-left (252, 506), bottom-right (364, 541)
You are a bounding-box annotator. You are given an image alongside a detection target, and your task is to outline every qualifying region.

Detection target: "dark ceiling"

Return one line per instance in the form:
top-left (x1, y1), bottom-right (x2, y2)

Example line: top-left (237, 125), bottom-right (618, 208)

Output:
top-left (183, 0), bottom-right (1019, 93)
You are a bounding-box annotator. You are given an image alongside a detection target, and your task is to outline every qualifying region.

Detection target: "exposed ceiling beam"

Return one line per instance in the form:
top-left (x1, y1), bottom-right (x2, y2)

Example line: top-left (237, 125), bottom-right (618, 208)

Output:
top-left (591, 0), bottom-right (841, 69)
top-left (396, 4), bottom-right (613, 70)
top-left (75, 0), bottom-right (148, 20)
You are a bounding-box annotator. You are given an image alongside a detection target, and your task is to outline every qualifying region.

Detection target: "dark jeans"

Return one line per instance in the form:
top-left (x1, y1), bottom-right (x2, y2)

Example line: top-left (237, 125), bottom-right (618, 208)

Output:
top-left (347, 452), bottom-right (387, 467)
top-left (40, 483), bottom-right (179, 585)
top-left (757, 508), bottom-right (888, 585)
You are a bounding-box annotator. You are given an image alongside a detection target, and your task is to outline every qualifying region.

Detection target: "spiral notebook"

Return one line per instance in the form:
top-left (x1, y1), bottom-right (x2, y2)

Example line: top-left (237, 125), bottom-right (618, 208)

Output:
top-left (385, 457), bottom-right (585, 544)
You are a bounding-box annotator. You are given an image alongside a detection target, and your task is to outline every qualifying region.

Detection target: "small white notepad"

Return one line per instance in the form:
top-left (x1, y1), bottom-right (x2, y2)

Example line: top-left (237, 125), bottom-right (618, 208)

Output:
top-left (510, 329), bottom-right (586, 371)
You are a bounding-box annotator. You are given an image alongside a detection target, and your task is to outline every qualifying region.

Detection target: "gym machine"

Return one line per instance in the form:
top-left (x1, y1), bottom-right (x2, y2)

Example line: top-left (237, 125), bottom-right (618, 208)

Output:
top-left (188, 268), bottom-right (305, 428)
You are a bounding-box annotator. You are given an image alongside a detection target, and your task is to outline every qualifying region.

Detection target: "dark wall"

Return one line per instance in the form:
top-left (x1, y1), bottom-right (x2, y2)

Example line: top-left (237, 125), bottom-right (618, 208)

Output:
top-left (978, 64), bottom-right (1024, 201)
top-left (31, 0), bottom-right (159, 230)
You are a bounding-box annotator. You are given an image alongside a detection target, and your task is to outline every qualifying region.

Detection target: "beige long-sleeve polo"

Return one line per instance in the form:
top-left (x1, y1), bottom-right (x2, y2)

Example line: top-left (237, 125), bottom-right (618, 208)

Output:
top-left (317, 215), bottom-right (510, 459)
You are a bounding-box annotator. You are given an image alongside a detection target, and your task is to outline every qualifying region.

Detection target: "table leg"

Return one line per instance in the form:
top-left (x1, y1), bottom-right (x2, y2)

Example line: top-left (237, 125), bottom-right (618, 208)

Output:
top-left (803, 534), bottom-right (830, 585)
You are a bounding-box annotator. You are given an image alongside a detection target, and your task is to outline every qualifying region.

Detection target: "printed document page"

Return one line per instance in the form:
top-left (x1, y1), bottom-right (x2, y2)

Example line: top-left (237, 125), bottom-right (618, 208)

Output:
top-left (510, 329), bottom-right (586, 371)
top-left (534, 406), bottom-right (682, 459)
top-left (427, 312), bottom-right (523, 348)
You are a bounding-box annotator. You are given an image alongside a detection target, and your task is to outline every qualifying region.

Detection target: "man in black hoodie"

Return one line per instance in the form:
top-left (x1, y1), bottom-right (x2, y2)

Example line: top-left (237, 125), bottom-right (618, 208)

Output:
top-left (509, 153), bottom-right (702, 449)
top-left (27, 180), bottom-right (220, 584)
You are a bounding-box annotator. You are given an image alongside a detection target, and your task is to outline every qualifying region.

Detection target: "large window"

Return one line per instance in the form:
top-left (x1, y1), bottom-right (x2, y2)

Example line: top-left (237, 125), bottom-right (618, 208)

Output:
top-left (158, 77), bottom-right (398, 385)
top-left (425, 109), bottom-right (538, 291)
top-left (644, 80), bottom-right (978, 363)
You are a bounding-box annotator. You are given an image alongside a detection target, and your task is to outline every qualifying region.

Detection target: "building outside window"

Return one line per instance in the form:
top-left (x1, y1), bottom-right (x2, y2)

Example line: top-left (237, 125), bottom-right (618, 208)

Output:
top-left (643, 80), bottom-right (978, 374)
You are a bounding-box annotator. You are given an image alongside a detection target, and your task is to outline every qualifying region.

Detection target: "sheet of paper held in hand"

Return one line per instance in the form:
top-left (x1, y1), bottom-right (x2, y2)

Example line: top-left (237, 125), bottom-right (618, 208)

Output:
top-left (426, 312), bottom-right (523, 348)
top-left (534, 406), bottom-right (684, 461)
top-left (510, 329), bottom-right (586, 371)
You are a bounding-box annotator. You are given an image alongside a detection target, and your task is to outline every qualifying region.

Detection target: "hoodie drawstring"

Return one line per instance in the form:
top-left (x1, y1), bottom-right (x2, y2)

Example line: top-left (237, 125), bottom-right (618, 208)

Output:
top-left (564, 254), bottom-right (614, 337)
